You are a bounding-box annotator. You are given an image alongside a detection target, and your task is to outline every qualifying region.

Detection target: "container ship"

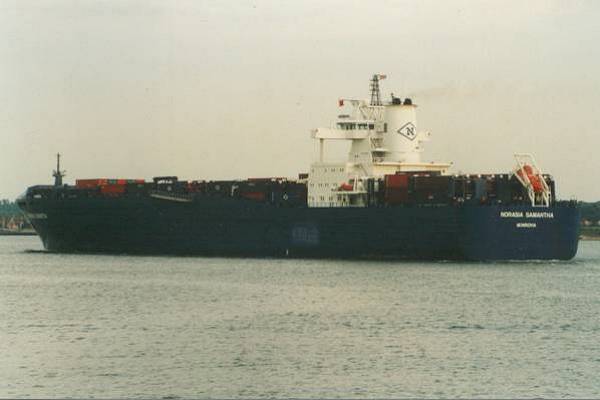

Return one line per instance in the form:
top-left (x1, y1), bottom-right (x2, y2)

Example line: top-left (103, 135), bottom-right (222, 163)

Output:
top-left (17, 75), bottom-right (580, 260)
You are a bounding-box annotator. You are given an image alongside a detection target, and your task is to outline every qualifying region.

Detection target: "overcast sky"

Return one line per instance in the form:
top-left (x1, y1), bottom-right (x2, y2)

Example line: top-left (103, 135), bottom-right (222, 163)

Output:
top-left (1, 0), bottom-right (599, 200)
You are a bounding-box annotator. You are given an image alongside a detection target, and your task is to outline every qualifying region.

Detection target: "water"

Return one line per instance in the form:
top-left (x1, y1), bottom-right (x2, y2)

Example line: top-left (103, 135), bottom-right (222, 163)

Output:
top-left (1, 236), bottom-right (600, 398)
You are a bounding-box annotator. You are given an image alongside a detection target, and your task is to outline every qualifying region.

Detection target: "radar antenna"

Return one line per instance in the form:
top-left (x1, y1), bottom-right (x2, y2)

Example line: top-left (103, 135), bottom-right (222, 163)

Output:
top-left (52, 153), bottom-right (66, 186)
top-left (369, 74), bottom-right (386, 106)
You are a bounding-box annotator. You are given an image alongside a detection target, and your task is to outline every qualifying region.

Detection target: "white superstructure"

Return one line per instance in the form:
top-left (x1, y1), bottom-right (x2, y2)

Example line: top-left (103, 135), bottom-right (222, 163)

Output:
top-left (307, 75), bottom-right (451, 208)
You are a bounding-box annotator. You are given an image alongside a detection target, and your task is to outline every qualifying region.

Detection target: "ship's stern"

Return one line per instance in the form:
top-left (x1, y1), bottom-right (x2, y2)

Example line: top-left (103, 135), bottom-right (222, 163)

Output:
top-left (460, 202), bottom-right (580, 261)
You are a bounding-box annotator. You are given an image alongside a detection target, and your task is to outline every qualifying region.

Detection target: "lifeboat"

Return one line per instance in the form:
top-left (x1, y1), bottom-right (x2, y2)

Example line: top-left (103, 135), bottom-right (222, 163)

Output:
top-left (338, 183), bottom-right (354, 191)
top-left (517, 164), bottom-right (544, 193)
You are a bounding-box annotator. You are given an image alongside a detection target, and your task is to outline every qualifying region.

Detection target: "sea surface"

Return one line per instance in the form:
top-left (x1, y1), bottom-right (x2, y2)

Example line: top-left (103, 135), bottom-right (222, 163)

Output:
top-left (1, 236), bottom-right (600, 399)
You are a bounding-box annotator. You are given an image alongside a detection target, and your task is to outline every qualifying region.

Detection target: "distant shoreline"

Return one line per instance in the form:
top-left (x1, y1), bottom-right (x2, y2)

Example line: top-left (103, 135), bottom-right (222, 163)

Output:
top-left (580, 236), bottom-right (600, 241)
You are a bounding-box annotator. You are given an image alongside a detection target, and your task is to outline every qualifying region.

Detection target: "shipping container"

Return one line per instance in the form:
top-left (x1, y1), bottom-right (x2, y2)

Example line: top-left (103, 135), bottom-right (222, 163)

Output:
top-left (240, 191), bottom-right (267, 201)
top-left (385, 173), bottom-right (409, 189)
top-left (411, 175), bottom-right (454, 204)
top-left (100, 184), bottom-right (126, 195)
top-left (383, 174), bottom-right (410, 205)
top-left (76, 179), bottom-right (108, 188)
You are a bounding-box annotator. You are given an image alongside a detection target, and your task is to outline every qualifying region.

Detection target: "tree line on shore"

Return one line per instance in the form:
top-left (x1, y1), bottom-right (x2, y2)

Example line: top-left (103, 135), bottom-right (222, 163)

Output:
top-left (0, 200), bottom-right (30, 231)
top-left (580, 201), bottom-right (600, 225)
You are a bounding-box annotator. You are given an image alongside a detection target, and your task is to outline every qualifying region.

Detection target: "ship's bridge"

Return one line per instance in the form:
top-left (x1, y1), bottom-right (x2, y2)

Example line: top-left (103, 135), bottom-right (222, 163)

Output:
top-left (336, 118), bottom-right (376, 131)
top-left (307, 74), bottom-right (451, 208)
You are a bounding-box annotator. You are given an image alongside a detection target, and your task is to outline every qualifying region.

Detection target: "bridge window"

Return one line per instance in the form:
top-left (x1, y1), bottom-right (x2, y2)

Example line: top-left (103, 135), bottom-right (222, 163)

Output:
top-left (338, 123), bottom-right (356, 130)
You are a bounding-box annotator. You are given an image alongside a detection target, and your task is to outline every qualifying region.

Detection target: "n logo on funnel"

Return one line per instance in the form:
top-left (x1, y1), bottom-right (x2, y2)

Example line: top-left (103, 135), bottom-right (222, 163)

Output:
top-left (397, 122), bottom-right (416, 140)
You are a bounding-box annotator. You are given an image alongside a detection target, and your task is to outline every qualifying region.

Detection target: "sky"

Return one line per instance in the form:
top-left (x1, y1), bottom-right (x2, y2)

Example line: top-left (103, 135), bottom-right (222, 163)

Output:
top-left (1, 0), bottom-right (600, 200)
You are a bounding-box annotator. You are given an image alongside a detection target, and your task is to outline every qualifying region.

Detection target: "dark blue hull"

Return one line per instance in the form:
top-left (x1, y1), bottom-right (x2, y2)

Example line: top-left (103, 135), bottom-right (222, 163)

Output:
top-left (19, 196), bottom-right (580, 260)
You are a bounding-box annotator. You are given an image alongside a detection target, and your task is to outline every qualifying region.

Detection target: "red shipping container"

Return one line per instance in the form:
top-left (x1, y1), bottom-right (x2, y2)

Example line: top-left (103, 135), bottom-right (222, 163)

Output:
top-left (241, 191), bottom-right (266, 201)
top-left (385, 174), bottom-right (409, 189)
top-left (76, 179), bottom-right (108, 188)
top-left (100, 184), bottom-right (126, 195)
top-left (385, 188), bottom-right (409, 204)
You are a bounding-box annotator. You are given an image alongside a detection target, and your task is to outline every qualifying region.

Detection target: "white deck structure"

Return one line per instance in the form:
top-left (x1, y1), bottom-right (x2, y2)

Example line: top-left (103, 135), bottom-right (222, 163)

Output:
top-left (308, 75), bottom-right (451, 208)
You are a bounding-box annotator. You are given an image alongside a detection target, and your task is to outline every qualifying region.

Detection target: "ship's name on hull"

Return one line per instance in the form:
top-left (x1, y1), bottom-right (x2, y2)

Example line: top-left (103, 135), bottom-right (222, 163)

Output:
top-left (500, 211), bottom-right (554, 219)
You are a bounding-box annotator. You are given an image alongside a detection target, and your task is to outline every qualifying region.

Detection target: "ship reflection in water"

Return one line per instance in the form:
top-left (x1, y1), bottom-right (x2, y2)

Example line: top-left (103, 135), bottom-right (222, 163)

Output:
top-left (1, 237), bottom-right (599, 398)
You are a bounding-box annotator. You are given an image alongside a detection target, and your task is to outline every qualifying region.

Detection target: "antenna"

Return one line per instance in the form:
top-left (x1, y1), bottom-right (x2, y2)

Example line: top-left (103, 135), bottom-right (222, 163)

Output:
top-left (52, 153), bottom-right (66, 186)
top-left (369, 74), bottom-right (386, 106)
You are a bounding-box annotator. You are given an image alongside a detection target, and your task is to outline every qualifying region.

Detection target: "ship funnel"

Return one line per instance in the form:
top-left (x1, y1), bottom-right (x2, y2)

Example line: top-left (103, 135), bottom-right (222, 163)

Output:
top-left (381, 98), bottom-right (421, 163)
